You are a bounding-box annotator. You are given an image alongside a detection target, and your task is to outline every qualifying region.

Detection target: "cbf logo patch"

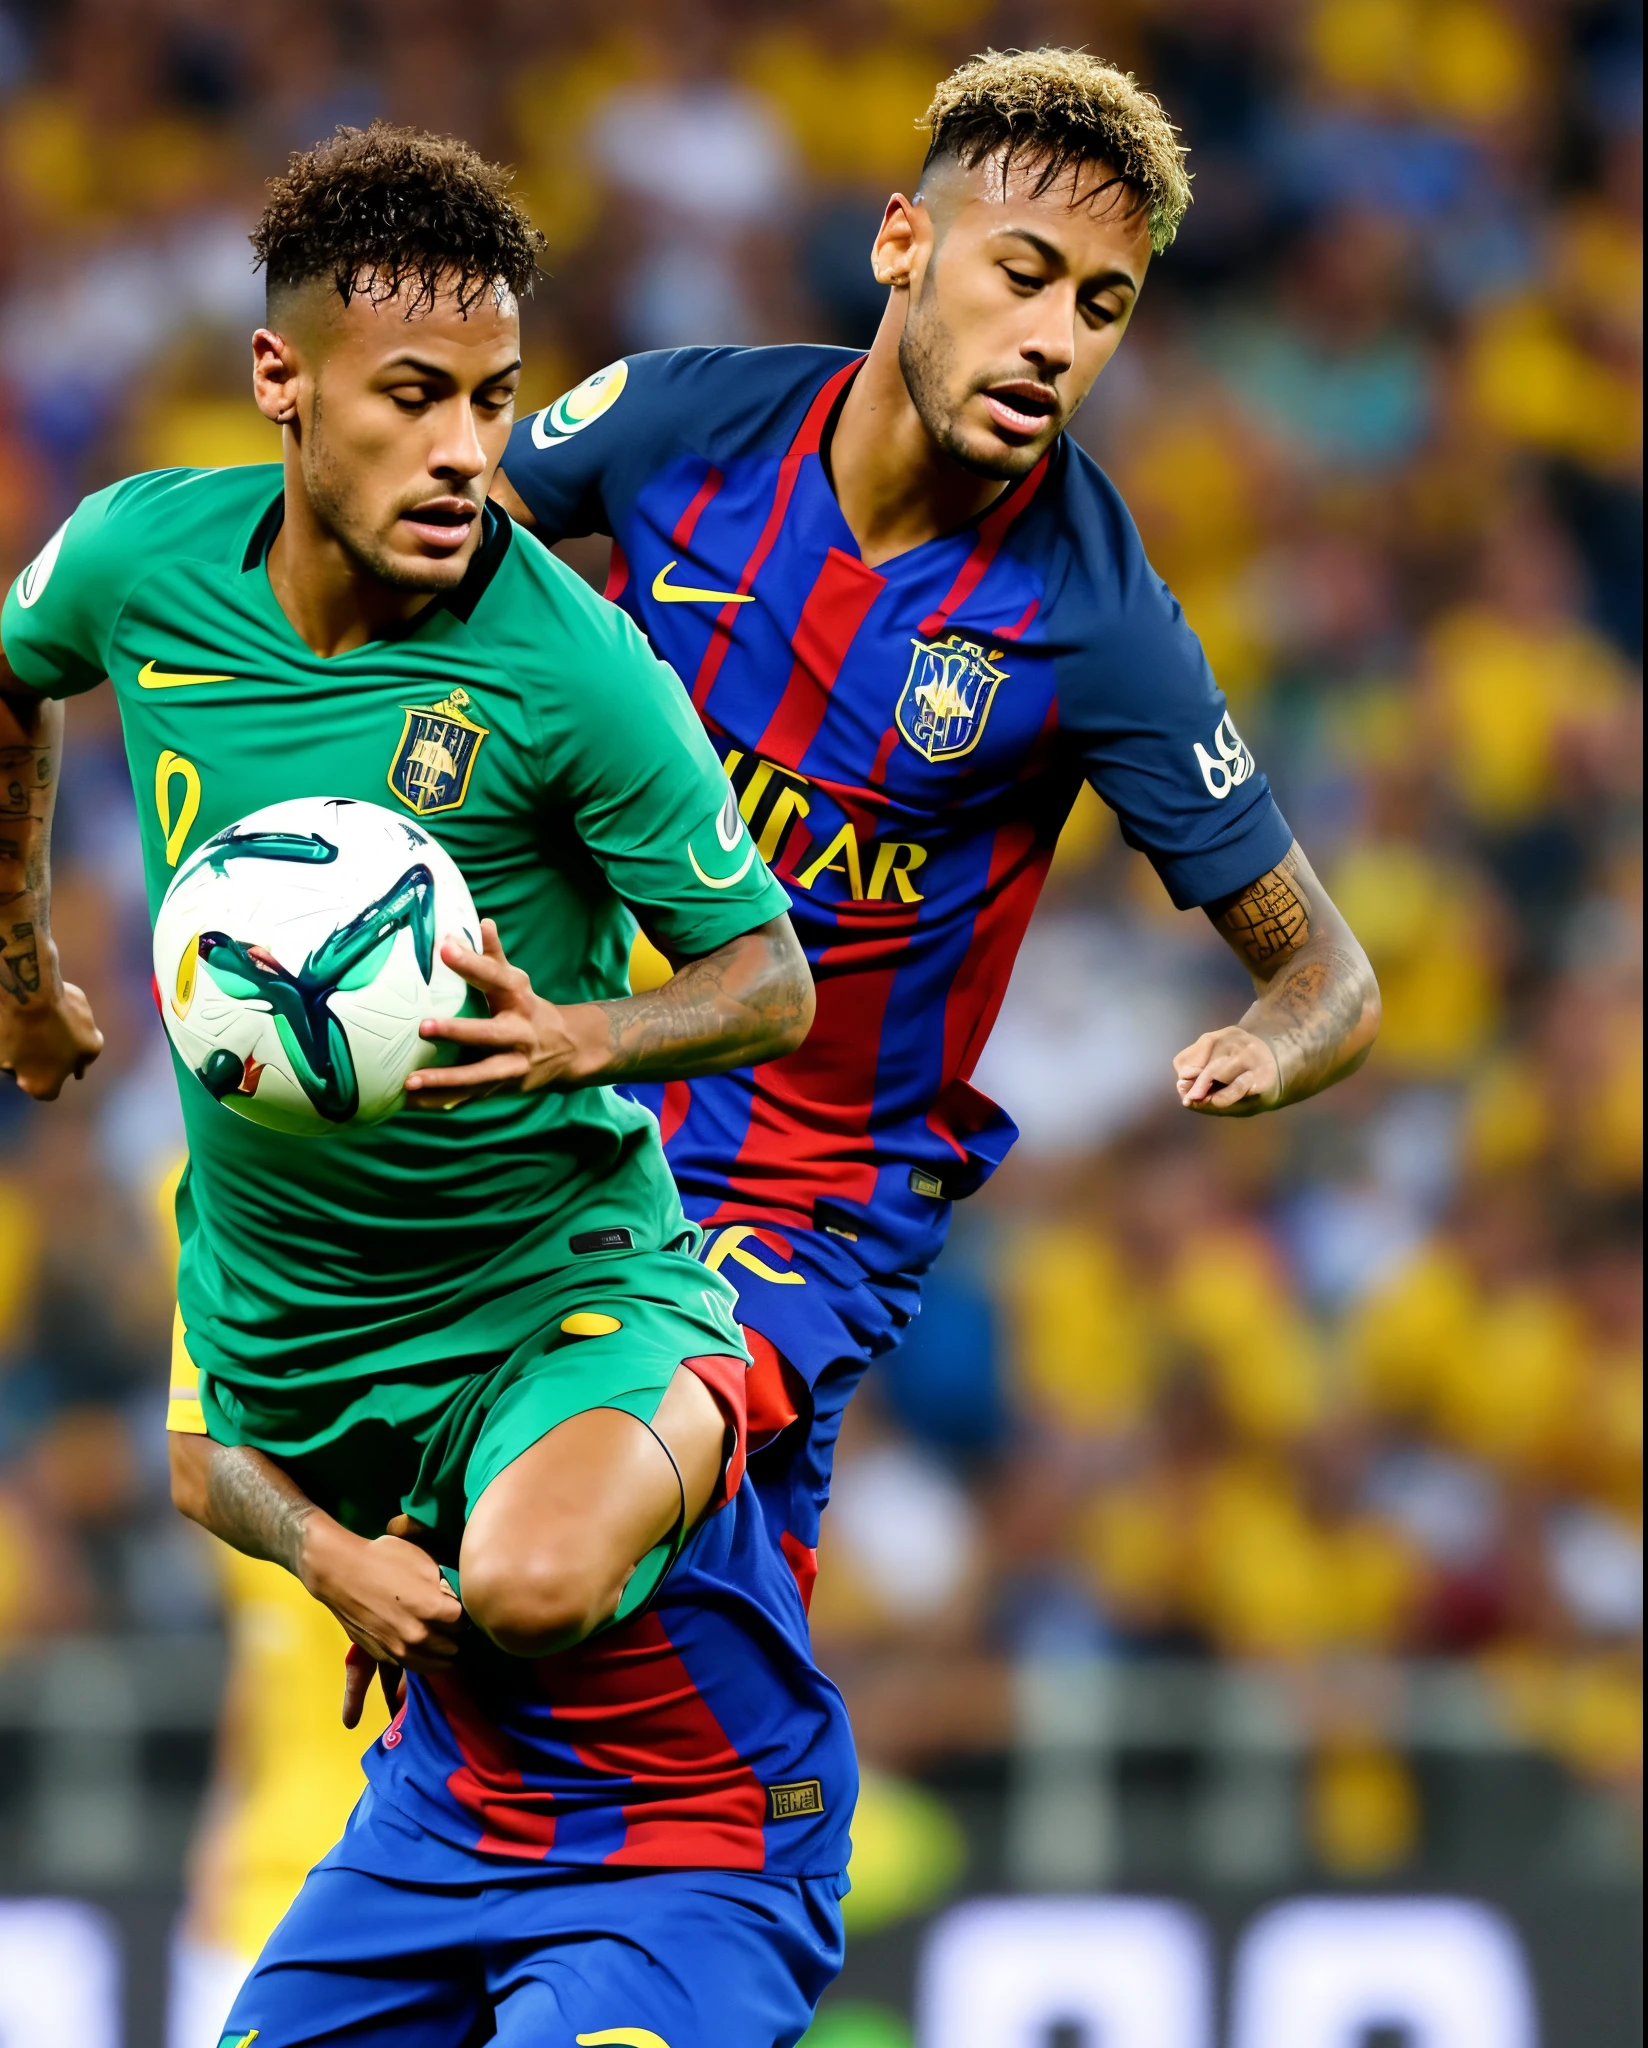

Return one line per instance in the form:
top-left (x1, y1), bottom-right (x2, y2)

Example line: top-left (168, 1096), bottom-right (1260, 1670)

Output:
top-left (388, 688), bottom-right (488, 816)
top-left (530, 359), bottom-right (629, 449)
top-left (896, 631), bottom-right (1007, 764)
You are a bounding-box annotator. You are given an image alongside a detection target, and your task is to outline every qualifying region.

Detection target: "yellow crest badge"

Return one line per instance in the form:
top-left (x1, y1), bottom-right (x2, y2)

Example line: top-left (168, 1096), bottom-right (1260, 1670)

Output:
top-left (896, 632), bottom-right (1007, 764)
top-left (388, 689), bottom-right (488, 817)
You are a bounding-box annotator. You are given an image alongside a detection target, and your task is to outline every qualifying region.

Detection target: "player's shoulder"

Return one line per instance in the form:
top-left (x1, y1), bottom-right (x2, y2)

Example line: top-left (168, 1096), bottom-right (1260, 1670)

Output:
top-left (523, 344), bottom-right (856, 461)
top-left (478, 510), bottom-right (651, 667)
top-left (1031, 435), bottom-right (1158, 605)
top-left (1026, 436), bottom-right (1223, 719)
top-left (8, 466), bottom-right (277, 636)
top-left (90, 463), bottom-right (281, 545)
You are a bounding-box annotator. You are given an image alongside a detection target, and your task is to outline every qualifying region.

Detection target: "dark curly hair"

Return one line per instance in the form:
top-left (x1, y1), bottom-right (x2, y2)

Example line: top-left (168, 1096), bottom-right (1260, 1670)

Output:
top-left (251, 122), bottom-right (545, 316)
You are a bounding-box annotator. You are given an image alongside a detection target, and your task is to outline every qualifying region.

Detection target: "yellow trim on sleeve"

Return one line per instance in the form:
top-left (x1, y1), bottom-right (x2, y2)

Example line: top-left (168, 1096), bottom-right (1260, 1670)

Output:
top-left (167, 1305), bottom-right (207, 1435)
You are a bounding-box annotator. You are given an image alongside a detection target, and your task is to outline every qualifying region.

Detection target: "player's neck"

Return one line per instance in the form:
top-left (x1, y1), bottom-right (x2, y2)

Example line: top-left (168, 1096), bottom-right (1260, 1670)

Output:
top-left (268, 469), bottom-right (440, 659)
top-left (830, 320), bottom-right (1011, 569)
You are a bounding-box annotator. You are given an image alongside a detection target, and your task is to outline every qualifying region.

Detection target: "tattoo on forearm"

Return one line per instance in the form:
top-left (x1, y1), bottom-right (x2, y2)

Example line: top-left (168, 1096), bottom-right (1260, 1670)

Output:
top-left (593, 935), bottom-right (811, 1083)
top-left (1216, 848), bottom-right (1310, 967)
top-left (0, 920), bottom-right (39, 1003)
top-left (0, 745), bottom-right (51, 822)
top-left (1253, 945), bottom-right (1369, 1092)
top-left (205, 1445), bottom-right (317, 1575)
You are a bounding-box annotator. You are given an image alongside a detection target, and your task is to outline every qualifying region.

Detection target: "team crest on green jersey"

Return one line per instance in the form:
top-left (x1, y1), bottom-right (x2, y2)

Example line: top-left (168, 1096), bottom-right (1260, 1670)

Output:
top-left (895, 631), bottom-right (1007, 764)
top-left (388, 688), bottom-right (488, 816)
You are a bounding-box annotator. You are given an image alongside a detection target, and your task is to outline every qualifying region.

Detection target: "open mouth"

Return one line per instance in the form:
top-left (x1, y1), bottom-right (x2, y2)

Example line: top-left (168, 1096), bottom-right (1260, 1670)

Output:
top-left (401, 499), bottom-right (479, 552)
top-left (981, 385), bottom-right (1059, 439)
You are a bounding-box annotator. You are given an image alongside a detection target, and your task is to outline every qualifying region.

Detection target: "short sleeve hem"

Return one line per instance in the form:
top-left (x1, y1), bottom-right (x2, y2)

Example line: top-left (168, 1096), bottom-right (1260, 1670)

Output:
top-left (0, 634), bottom-right (68, 694)
top-left (636, 871), bottom-right (792, 962)
top-left (1146, 797), bottom-right (1293, 911)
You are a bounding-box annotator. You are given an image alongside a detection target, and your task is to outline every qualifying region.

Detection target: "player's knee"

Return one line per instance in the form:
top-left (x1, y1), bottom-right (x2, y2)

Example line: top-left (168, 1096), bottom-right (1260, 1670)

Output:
top-left (461, 1538), bottom-right (618, 1657)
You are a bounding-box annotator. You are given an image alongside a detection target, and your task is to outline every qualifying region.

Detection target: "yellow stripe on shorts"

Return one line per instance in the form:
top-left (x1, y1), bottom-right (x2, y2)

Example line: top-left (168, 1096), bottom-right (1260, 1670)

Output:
top-left (167, 1305), bottom-right (207, 1435)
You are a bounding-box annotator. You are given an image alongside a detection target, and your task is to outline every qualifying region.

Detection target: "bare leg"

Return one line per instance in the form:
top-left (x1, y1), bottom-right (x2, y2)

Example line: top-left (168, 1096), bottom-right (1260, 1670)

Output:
top-left (459, 1363), bottom-right (728, 1656)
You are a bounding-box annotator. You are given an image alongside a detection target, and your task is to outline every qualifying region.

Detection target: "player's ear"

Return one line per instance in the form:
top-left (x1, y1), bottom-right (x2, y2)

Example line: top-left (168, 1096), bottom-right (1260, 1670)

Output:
top-left (871, 193), bottom-right (923, 292)
top-left (252, 326), bottom-right (303, 429)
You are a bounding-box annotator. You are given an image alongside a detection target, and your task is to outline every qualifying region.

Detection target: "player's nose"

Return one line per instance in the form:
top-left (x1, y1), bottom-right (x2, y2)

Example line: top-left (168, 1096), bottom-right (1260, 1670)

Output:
top-left (429, 397), bottom-right (489, 480)
top-left (1020, 287), bottom-right (1078, 380)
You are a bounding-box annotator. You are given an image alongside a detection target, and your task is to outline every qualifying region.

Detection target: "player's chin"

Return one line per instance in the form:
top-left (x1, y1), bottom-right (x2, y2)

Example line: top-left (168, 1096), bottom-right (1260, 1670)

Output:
top-left (950, 412), bottom-right (1063, 479)
top-left (379, 522), bottom-right (482, 589)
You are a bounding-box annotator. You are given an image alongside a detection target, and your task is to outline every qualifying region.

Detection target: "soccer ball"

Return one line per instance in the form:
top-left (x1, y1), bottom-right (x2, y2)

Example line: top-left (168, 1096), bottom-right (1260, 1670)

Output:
top-left (153, 796), bottom-right (483, 1136)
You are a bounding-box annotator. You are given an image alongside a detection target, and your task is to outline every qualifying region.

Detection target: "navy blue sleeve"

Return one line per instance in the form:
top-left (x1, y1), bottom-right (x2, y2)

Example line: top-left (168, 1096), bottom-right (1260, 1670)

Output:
top-left (1050, 454), bottom-right (1292, 911)
top-left (501, 355), bottom-right (659, 540)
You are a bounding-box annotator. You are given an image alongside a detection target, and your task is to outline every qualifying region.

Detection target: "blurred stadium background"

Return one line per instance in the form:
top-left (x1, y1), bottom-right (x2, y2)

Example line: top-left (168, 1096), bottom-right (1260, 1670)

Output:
top-left (0, 0), bottom-right (1639, 2042)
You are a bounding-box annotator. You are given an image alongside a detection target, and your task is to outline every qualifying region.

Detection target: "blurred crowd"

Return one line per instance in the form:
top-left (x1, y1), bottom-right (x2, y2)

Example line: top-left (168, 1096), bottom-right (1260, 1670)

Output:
top-left (0, 0), bottom-right (1639, 1883)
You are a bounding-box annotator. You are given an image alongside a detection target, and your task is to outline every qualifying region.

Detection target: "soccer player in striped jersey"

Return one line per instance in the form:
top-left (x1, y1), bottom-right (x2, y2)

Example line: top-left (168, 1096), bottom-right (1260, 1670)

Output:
top-left (487, 41), bottom-right (1377, 2025)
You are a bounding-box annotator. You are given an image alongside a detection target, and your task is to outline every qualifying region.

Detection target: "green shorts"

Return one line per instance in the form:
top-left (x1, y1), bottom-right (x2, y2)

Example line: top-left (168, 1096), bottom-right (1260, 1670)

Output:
top-left (187, 1241), bottom-right (748, 1624)
top-left (403, 1259), bottom-right (747, 1624)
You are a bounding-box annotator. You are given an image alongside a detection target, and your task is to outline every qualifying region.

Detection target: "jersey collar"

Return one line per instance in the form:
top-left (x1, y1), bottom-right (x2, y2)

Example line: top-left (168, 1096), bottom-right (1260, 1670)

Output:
top-left (238, 485), bottom-right (515, 633)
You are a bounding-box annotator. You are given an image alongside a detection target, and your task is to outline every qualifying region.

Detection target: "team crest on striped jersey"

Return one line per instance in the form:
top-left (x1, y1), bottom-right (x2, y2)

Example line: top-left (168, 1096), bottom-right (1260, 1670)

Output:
top-left (387, 688), bottom-right (488, 816)
top-left (895, 632), bottom-right (1007, 764)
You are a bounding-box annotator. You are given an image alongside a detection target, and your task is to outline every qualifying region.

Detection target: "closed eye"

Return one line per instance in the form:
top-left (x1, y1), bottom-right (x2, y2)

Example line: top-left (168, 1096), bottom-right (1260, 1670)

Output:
top-left (1004, 269), bottom-right (1045, 293)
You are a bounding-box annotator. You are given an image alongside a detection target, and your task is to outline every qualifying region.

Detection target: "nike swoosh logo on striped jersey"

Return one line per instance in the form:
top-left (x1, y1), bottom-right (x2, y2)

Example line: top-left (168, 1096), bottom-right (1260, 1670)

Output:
top-left (137, 660), bottom-right (235, 689)
top-left (650, 561), bottom-right (752, 606)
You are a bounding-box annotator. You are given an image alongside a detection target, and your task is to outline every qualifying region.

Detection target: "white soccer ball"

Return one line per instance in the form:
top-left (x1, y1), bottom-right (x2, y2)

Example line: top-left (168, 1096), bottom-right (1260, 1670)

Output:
top-left (152, 796), bottom-right (483, 1136)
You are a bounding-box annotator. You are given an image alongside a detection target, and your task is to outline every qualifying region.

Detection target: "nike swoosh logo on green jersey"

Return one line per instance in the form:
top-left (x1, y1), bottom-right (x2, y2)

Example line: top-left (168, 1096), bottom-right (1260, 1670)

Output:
top-left (650, 561), bottom-right (752, 606)
top-left (138, 660), bottom-right (235, 690)
top-left (686, 789), bottom-right (757, 888)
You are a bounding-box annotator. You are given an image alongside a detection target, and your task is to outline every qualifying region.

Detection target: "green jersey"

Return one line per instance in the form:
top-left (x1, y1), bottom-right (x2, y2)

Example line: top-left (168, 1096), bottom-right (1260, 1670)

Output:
top-left (2, 465), bottom-right (787, 1496)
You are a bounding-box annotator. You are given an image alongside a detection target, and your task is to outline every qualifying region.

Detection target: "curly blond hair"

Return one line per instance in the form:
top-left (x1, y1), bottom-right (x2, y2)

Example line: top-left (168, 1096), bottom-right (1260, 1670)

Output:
top-left (921, 48), bottom-right (1192, 253)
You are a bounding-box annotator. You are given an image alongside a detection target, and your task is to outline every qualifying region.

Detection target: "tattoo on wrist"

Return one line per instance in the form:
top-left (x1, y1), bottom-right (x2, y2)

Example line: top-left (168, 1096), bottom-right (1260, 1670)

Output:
top-left (1216, 848), bottom-right (1310, 967)
top-left (0, 921), bottom-right (39, 1004)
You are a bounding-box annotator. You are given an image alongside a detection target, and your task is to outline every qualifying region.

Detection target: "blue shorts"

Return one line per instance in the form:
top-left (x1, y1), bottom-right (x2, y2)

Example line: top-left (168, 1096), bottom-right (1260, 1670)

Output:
top-left (219, 1791), bottom-right (846, 2048)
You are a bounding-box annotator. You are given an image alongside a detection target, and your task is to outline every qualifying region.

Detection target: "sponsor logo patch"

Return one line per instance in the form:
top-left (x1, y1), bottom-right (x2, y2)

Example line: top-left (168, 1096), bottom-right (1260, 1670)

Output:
top-left (767, 1777), bottom-right (826, 1821)
top-left (1194, 713), bottom-right (1255, 799)
top-left (570, 1228), bottom-right (636, 1255)
top-left (16, 520), bottom-right (68, 607)
top-left (531, 360), bottom-right (629, 448)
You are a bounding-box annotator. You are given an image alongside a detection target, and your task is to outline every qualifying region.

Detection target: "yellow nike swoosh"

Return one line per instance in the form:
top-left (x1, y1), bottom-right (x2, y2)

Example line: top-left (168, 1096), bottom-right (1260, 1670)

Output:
top-left (651, 561), bottom-right (752, 606)
top-left (137, 660), bottom-right (235, 690)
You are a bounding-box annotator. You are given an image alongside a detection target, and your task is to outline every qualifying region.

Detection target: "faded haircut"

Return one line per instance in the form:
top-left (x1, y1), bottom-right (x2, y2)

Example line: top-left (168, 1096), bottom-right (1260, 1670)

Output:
top-left (251, 121), bottom-right (545, 318)
top-left (920, 48), bottom-right (1192, 254)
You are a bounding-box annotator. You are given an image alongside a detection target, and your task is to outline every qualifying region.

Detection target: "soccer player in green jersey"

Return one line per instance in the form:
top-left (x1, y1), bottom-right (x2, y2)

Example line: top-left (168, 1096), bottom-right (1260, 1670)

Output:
top-left (0, 125), bottom-right (814, 1692)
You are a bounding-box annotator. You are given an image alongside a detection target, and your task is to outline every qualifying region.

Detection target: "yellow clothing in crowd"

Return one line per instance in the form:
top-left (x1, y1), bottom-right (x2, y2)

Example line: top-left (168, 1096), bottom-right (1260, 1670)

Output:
top-left (184, 1548), bottom-right (387, 1963)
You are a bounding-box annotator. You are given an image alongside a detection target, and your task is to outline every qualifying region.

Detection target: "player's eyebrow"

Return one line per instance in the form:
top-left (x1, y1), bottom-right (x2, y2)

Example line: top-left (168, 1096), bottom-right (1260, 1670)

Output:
top-left (990, 228), bottom-right (1139, 295)
top-left (379, 354), bottom-right (523, 382)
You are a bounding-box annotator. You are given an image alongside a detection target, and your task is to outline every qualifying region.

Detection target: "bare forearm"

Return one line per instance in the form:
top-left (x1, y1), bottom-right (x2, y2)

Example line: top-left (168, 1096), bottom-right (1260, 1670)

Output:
top-left (1199, 840), bottom-right (1380, 1111)
top-left (560, 917), bottom-right (814, 1086)
top-left (1241, 934), bottom-right (1379, 1103)
top-left (0, 685), bottom-right (62, 1011)
top-left (172, 1432), bottom-right (325, 1583)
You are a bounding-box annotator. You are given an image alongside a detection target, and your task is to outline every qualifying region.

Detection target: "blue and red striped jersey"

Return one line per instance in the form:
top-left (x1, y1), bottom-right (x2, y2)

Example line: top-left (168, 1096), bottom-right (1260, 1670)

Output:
top-left (505, 346), bottom-right (1290, 1280)
top-left (359, 348), bottom-right (1291, 1886)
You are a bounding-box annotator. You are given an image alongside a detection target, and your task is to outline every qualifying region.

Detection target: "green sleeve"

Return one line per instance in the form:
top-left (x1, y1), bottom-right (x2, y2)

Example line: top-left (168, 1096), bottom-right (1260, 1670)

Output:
top-left (2, 476), bottom-right (156, 696)
top-left (543, 591), bottom-right (791, 959)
